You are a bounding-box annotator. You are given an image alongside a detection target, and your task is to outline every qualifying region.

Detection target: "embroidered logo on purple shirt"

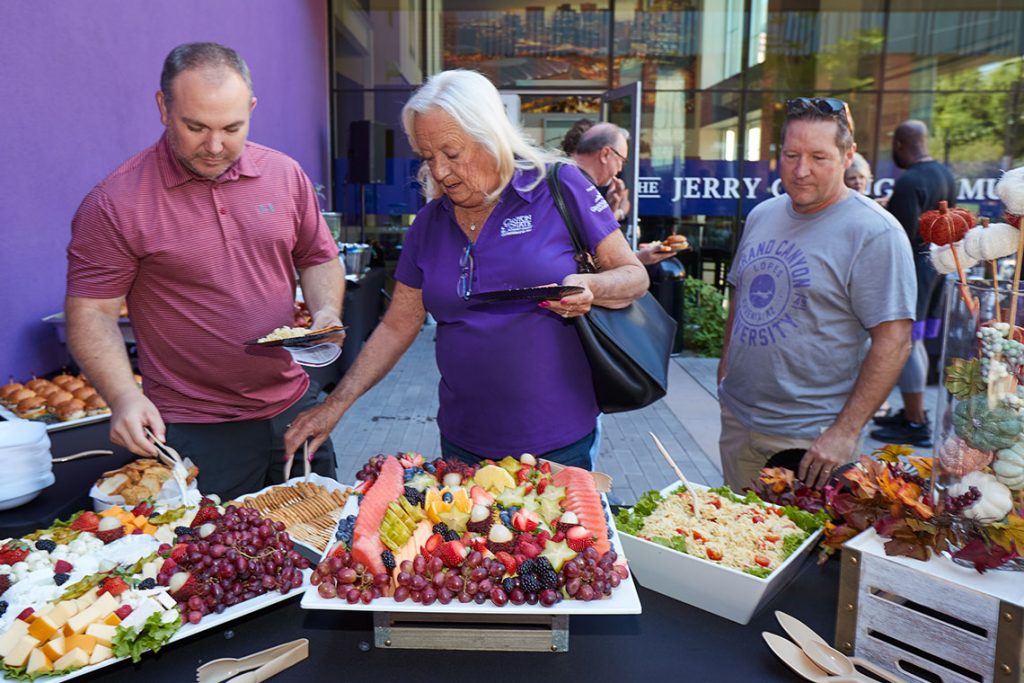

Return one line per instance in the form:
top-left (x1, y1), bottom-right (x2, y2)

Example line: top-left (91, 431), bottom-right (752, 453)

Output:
top-left (501, 214), bottom-right (533, 237)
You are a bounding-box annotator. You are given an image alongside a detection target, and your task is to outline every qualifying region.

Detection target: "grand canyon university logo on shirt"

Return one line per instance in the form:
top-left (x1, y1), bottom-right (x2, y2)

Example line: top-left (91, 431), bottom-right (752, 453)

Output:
top-left (501, 214), bottom-right (533, 237)
top-left (733, 239), bottom-right (811, 346)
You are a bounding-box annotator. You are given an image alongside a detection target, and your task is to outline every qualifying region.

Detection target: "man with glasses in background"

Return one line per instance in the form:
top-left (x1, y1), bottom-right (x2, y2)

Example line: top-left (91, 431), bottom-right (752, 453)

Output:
top-left (717, 97), bottom-right (916, 490)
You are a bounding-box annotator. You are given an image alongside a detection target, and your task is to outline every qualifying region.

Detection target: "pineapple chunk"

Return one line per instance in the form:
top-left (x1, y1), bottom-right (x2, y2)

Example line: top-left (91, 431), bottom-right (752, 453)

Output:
top-left (40, 636), bottom-right (65, 661)
top-left (26, 648), bottom-right (52, 674)
top-left (53, 647), bottom-right (90, 670)
top-left (0, 619), bottom-right (30, 658)
top-left (5, 635), bottom-right (41, 668)
top-left (89, 643), bottom-right (113, 665)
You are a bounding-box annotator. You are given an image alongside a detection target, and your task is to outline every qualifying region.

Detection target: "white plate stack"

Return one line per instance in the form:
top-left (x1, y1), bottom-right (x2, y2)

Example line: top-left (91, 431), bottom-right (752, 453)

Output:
top-left (0, 421), bottom-right (55, 510)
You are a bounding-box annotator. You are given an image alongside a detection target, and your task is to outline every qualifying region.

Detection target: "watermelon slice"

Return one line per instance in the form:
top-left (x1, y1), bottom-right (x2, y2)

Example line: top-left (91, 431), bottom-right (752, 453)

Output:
top-left (552, 466), bottom-right (611, 555)
top-left (351, 456), bottom-right (405, 575)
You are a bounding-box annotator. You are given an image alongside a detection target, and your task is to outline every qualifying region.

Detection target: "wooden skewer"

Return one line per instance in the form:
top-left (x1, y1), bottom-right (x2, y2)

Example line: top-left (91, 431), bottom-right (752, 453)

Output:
top-left (1010, 224), bottom-right (1024, 331)
top-left (649, 432), bottom-right (701, 523)
top-left (981, 218), bottom-right (1002, 322)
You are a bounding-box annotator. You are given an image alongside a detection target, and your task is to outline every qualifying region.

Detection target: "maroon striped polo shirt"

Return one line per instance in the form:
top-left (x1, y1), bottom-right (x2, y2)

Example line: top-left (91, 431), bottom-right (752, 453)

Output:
top-left (67, 135), bottom-right (339, 423)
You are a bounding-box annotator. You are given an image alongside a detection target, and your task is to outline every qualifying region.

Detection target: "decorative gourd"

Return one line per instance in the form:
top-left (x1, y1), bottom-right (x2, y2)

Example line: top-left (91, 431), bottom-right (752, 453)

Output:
top-left (919, 201), bottom-right (976, 246)
top-left (929, 243), bottom-right (978, 275)
top-left (947, 471), bottom-right (1014, 522)
top-left (952, 395), bottom-right (1022, 451)
top-left (994, 442), bottom-right (1024, 490)
top-left (962, 222), bottom-right (1020, 261)
top-left (944, 358), bottom-right (987, 400)
top-left (994, 166), bottom-right (1024, 227)
top-left (938, 435), bottom-right (993, 477)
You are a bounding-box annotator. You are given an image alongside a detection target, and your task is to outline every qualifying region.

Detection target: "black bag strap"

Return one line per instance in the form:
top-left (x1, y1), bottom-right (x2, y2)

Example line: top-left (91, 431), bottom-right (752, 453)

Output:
top-left (547, 162), bottom-right (597, 275)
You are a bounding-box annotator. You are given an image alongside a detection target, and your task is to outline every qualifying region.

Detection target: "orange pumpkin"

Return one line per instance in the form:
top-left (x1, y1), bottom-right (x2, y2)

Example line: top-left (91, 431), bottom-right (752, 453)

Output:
top-left (919, 200), bottom-right (975, 246)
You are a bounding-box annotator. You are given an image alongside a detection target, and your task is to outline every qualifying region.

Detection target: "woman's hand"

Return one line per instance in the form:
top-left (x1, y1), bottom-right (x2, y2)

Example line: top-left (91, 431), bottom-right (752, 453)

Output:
top-left (538, 276), bottom-right (595, 319)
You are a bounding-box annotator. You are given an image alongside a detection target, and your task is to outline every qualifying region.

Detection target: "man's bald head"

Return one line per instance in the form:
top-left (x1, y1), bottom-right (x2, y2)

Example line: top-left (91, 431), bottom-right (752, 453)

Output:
top-left (893, 119), bottom-right (931, 169)
top-left (572, 122), bottom-right (629, 187)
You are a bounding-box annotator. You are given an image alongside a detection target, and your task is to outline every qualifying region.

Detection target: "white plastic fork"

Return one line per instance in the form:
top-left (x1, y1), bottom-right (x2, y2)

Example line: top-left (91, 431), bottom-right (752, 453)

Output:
top-left (195, 638), bottom-right (308, 683)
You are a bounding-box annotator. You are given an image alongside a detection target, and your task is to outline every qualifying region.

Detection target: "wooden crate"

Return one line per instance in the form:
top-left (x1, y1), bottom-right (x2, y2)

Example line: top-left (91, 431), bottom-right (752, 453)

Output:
top-left (836, 529), bottom-right (1024, 683)
top-left (373, 612), bottom-right (570, 652)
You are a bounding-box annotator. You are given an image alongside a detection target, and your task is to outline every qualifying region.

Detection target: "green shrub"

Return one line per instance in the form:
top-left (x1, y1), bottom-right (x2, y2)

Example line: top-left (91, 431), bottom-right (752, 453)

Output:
top-left (681, 278), bottom-right (726, 357)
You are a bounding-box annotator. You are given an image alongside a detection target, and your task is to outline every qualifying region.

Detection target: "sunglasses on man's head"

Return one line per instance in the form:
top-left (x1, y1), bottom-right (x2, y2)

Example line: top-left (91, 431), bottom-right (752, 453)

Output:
top-left (785, 97), bottom-right (854, 135)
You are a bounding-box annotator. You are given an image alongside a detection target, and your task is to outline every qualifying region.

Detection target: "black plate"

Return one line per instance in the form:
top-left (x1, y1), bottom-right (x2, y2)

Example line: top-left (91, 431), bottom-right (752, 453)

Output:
top-left (471, 285), bottom-right (585, 303)
top-left (244, 325), bottom-right (347, 347)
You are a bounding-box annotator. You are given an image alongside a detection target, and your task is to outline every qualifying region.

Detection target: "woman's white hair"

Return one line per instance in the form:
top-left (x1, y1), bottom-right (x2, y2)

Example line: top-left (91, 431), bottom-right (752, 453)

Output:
top-left (401, 69), bottom-right (563, 203)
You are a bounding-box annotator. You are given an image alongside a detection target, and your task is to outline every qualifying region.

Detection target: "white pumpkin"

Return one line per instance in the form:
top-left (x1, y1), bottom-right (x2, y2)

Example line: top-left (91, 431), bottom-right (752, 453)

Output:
top-left (962, 223), bottom-right (1020, 261)
top-left (994, 442), bottom-right (1024, 490)
top-left (929, 243), bottom-right (978, 275)
top-left (947, 471), bottom-right (1014, 521)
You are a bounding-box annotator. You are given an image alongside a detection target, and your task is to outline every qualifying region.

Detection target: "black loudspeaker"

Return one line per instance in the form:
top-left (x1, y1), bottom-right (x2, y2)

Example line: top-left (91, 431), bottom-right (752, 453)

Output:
top-left (348, 120), bottom-right (389, 185)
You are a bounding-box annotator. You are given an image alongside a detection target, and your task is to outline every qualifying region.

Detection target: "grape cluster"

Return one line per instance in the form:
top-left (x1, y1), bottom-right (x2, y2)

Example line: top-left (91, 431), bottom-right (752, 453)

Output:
top-left (311, 550), bottom-right (390, 603)
top-left (156, 505), bottom-right (309, 625)
top-left (560, 548), bottom-right (627, 602)
top-left (886, 464), bottom-right (927, 488)
top-left (355, 454), bottom-right (388, 483)
top-left (945, 485), bottom-right (981, 513)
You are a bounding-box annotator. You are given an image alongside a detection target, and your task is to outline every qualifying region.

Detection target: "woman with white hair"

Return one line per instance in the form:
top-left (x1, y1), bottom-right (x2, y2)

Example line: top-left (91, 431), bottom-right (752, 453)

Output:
top-left (283, 70), bottom-right (648, 469)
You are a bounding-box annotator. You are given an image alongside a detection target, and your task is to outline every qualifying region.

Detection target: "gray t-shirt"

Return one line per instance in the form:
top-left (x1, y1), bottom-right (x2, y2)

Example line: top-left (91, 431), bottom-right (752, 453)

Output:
top-left (719, 191), bottom-right (916, 438)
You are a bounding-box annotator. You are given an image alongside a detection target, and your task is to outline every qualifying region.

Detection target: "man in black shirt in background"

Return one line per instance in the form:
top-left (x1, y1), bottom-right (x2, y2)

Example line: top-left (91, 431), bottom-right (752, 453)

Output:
top-left (870, 120), bottom-right (957, 447)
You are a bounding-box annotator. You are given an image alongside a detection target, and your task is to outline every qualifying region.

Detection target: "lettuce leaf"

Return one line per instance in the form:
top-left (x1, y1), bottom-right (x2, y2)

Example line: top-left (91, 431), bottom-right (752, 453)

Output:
top-left (651, 535), bottom-right (688, 554)
top-left (782, 533), bottom-right (808, 557)
top-left (743, 566), bottom-right (772, 579)
top-left (783, 506), bottom-right (829, 533)
top-left (113, 611), bottom-right (182, 663)
top-left (2, 663), bottom-right (81, 681)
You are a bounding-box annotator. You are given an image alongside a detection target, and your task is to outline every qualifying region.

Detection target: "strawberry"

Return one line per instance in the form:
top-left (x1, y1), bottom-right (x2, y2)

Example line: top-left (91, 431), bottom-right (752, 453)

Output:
top-left (566, 526), bottom-right (595, 552)
top-left (511, 510), bottom-right (540, 533)
top-left (0, 576), bottom-right (10, 597)
top-left (516, 466), bottom-right (533, 484)
top-left (189, 505), bottom-right (221, 528)
top-left (159, 558), bottom-right (178, 575)
top-left (98, 576), bottom-right (129, 597)
top-left (539, 461), bottom-right (551, 474)
top-left (167, 571), bottom-right (200, 601)
top-left (131, 501), bottom-right (154, 517)
top-left (53, 560), bottom-right (73, 574)
top-left (552, 530), bottom-right (566, 543)
top-left (70, 511), bottom-right (100, 533)
top-left (437, 540), bottom-right (469, 568)
top-left (168, 544), bottom-right (188, 561)
top-left (0, 545), bottom-right (29, 566)
top-left (16, 607), bottom-right (34, 622)
top-left (536, 478), bottom-right (548, 495)
top-left (493, 551), bottom-right (517, 576)
top-left (94, 516), bottom-right (125, 544)
top-left (423, 533), bottom-right (443, 557)
top-left (114, 604), bottom-right (133, 620)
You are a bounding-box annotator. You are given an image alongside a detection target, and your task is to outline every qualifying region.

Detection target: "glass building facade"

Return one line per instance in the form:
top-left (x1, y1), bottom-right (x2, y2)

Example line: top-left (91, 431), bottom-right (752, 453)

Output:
top-left (329, 0), bottom-right (1024, 285)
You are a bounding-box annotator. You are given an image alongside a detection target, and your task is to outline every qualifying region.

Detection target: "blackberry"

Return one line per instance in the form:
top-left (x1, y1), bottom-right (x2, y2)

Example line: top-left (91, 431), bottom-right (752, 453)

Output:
top-left (519, 573), bottom-right (542, 594)
top-left (381, 550), bottom-right (396, 571)
top-left (403, 487), bottom-right (424, 507)
top-left (518, 559), bottom-right (537, 576)
top-left (432, 522), bottom-right (450, 535)
top-left (138, 578), bottom-right (157, 590)
top-left (538, 570), bottom-right (558, 590)
top-left (54, 573), bottom-right (70, 586)
top-left (0, 601), bottom-right (6, 618)
top-left (174, 526), bottom-right (194, 537)
top-left (34, 539), bottom-right (57, 553)
top-left (443, 530), bottom-right (460, 542)
top-left (535, 557), bottom-right (553, 574)
top-left (501, 577), bottom-right (517, 594)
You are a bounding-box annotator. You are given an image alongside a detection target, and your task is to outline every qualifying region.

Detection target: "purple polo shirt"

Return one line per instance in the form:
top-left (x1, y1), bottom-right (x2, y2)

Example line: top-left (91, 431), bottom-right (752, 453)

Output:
top-left (396, 164), bottom-right (619, 458)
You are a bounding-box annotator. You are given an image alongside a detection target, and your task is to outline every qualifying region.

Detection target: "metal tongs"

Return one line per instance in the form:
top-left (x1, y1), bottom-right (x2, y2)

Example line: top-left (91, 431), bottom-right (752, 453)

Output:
top-left (196, 638), bottom-right (309, 683)
top-left (283, 439), bottom-right (312, 482)
top-left (144, 427), bottom-right (193, 502)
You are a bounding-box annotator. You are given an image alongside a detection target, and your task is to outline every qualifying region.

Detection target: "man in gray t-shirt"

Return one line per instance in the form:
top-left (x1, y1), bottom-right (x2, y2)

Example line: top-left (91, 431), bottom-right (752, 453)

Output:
top-left (717, 98), bottom-right (916, 490)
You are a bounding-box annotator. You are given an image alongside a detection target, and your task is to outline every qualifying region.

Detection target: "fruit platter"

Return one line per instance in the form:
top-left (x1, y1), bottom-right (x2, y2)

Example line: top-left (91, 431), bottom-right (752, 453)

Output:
top-left (0, 478), bottom-right (311, 680)
top-left (300, 453), bottom-right (641, 615)
top-left (615, 481), bottom-right (826, 625)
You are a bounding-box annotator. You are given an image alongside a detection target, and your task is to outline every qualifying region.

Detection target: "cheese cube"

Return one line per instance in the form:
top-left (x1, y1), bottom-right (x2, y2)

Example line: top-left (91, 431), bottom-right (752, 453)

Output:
top-left (27, 616), bottom-right (59, 642)
top-left (142, 523), bottom-right (158, 535)
top-left (53, 647), bottom-right (89, 670)
top-left (33, 604), bottom-right (54, 619)
top-left (66, 592), bottom-right (118, 634)
top-left (89, 643), bottom-right (112, 665)
top-left (102, 613), bottom-right (121, 627)
top-left (154, 590), bottom-right (177, 610)
top-left (25, 648), bottom-right (52, 674)
top-left (40, 636), bottom-right (65, 661)
top-left (5, 635), bottom-right (41, 668)
top-left (0, 619), bottom-right (30, 658)
top-left (141, 562), bottom-right (158, 580)
top-left (53, 600), bottom-right (79, 621)
top-left (75, 591), bottom-right (97, 610)
top-left (85, 623), bottom-right (117, 647)
top-left (133, 515), bottom-right (148, 527)
top-left (63, 633), bottom-right (97, 656)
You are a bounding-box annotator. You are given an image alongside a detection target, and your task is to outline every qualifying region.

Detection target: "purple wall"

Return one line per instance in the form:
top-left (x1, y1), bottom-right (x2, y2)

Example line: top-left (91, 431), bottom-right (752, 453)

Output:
top-left (0, 1), bottom-right (329, 380)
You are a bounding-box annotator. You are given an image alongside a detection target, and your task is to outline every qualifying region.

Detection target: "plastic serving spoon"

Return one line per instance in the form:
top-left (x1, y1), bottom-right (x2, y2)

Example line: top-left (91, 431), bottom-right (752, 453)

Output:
top-left (761, 633), bottom-right (863, 683)
top-left (805, 640), bottom-right (908, 683)
top-left (776, 611), bottom-right (905, 683)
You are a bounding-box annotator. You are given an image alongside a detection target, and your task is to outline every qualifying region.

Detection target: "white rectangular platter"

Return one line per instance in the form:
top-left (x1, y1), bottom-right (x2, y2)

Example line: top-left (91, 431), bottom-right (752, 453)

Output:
top-left (235, 473), bottom-right (351, 555)
top-left (300, 492), bottom-right (642, 616)
top-left (0, 404), bottom-right (110, 433)
top-left (0, 569), bottom-right (310, 683)
top-left (617, 481), bottom-right (821, 625)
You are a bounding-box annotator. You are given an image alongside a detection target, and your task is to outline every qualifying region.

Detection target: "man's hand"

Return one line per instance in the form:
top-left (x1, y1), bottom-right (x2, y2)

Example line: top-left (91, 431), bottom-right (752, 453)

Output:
top-left (798, 426), bottom-right (858, 489)
top-left (636, 243), bottom-right (677, 266)
top-left (607, 177), bottom-right (631, 221)
top-left (309, 311), bottom-right (346, 346)
top-left (284, 401), bottom-right (344, 462)
top-left (108, 391), bottom-right (165, 457)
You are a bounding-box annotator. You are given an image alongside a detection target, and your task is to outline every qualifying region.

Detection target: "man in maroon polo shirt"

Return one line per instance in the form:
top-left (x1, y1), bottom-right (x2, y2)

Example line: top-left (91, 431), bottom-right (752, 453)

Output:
top-left (65, 43), bottom-right (344, 499)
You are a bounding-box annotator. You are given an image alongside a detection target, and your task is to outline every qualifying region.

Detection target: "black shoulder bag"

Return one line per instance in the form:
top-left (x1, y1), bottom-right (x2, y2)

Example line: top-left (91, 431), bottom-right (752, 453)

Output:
top-left (547, 163), bottom-right (676, 413)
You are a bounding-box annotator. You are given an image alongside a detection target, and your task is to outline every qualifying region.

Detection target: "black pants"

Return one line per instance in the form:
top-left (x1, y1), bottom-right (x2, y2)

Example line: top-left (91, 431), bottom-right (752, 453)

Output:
top-left (166, 381), bottom-right (337, 500)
